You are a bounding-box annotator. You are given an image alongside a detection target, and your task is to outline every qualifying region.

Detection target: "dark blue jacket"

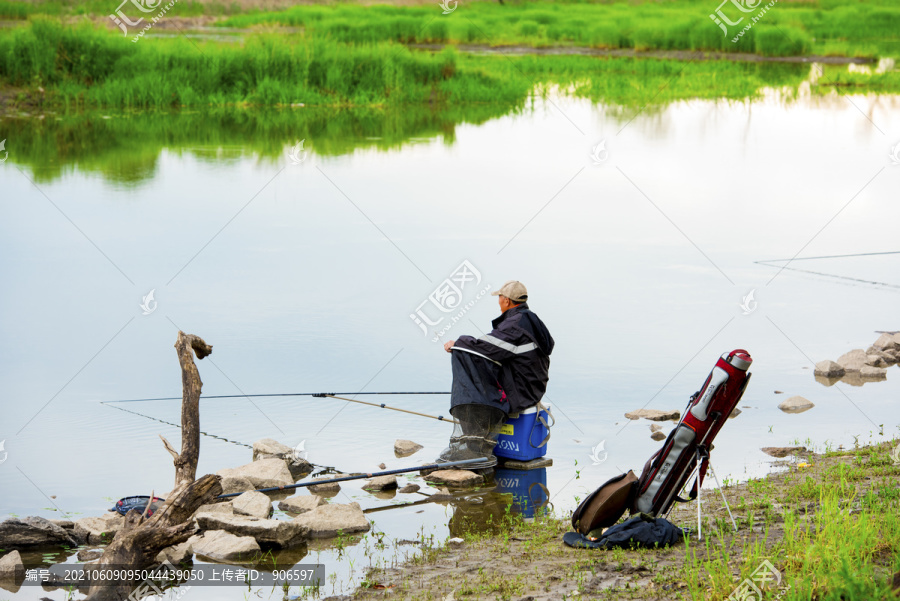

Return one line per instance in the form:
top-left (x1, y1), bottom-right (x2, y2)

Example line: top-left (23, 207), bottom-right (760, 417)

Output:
top-left (454, 303), bottom-right (554, 413)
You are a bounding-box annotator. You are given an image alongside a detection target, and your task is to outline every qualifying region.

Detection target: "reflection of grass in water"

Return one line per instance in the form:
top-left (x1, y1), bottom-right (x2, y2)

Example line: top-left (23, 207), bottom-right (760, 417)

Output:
top-left (3, 21), bottom-right (897, 184)
top-left (1, 103), bottom-right (522, 184)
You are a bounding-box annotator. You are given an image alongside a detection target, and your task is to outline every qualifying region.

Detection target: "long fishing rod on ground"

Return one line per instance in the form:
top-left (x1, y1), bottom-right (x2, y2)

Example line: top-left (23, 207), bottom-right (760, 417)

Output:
top-left (215, 457), bottom-right (489, 499)
top-left (105, 391), bottom-right (451, 403)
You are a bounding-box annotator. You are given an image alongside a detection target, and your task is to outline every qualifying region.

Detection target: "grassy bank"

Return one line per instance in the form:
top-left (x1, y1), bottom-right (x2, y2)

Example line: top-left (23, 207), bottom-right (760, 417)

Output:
top-left (217, 0), bottom-right (900, 59)
top-left (0, 20), bottom-right (529, 109)
top-left (353, 439), bottom-right (900, 600)
top-left (4, 19), bottom-right (899, 115)
top-left (3, 0), bottom-right (900, 58)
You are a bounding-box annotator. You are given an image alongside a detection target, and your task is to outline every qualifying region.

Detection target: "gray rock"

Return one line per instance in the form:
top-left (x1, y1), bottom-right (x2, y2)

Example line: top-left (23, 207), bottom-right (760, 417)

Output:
top-left (232, 491), bottom-right (273, 519)
top-left (777, 396), bottom-right (815, 414)
top-left (251, 439), bottom-right (313, 479)
top-left (650, 431), bottom-right (666, 441)
top-left (155, 540), bottom-right (192, 565)
top-left (278, 495), bottom-right (325, 515)
top-left (48, 520), bottom-right (75, 531)
top-left (0, 550), bottom-right (24, 579)
top-left (217, 458), bottom-right (294, 489)
top-left (307, 478), bottom-right (341, 496)
top-left (761, 446), bottom-right (807, 458)
top-left (0, 516), bottom-right (77, 549)
top-left (195, 514), bottom-right (308, 548)
top-left (76, 548), bottom-right (104, 562)
top-left (866, 354), bottom-right (890, 368)
top-left (874, 332), bottom-right (900, 351)
top-left (220, 476), bottom-right (255, 496)
top-left (191, 530), bottom-right (260, 562)
top-left (394, 439), bottom-right (424, 457)
top-left (252, 438), bottom-right (294, 461)
top-left (859, 365), bottom-right (887, 379)
top-left (869, 349), bottom-right (896, 364)
top-left (624, 409), bottom-right (680, 421)
top-left (729, 407), bottom-right (742, 419)
top-left (837, 349), bottom-right (868, 373)
top-left (293, 503), bottom-right (370, 539)
top-left (814, 360), bottom-right (845, 378)
top-left (423, 470), bottom-right (484, 488)
top-left (363, 475), bottom-right (398, 492)
top-left (649, 424), bottom-right (662, 432)
top-left (74, 514), bottom-right (125, 545)
top-left (286, 460), bottom-right (314, 481)
top-left (194, 501), bottom-right (234, 520)
top-left (398, 484), bottom-right (420, 494)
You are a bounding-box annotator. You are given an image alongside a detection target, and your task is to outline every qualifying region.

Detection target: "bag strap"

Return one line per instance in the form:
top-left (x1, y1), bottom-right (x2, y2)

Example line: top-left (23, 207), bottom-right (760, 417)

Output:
top-left (674, 449), bottom-right (709, 504)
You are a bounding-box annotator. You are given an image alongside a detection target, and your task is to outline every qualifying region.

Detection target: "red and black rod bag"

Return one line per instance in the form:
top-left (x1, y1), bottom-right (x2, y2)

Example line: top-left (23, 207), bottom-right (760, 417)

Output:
top-left (632, 349), bottom-right (752, 517)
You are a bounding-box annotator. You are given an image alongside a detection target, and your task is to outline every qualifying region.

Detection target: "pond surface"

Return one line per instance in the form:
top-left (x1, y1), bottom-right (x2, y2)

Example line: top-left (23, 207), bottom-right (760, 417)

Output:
top-left (1, 87), bottom-right (899, 599)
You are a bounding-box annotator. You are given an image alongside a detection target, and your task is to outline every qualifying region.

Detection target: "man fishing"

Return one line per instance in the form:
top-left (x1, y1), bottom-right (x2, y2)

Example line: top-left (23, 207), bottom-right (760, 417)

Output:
top-left (437, 280), bottom-right (554, 466)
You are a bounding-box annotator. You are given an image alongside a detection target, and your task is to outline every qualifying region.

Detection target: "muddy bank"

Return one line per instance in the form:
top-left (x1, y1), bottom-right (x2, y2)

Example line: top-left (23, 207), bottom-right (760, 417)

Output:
top-left (410, 43), bottom-right (877, 65)
top-left (349, 439), bottom-right (900, 601)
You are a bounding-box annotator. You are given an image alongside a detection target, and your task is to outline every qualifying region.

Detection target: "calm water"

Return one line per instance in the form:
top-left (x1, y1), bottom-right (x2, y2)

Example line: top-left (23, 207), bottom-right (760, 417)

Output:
top-left (1, 86), bottom-right (899, 599)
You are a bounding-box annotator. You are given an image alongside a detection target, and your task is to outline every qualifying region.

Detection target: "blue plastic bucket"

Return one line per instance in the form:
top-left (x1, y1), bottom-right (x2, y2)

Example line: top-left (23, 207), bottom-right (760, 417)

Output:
top-left (493, 404), bottom-right (551, 461)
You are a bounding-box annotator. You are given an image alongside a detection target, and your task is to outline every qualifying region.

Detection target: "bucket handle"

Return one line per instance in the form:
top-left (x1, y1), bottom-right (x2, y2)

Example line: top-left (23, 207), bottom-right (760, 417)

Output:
top-left (530, 402), bottom-right (554, 448)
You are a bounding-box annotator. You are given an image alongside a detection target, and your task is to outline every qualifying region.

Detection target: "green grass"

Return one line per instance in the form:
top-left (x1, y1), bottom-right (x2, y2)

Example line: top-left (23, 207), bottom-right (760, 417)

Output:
top-left (4, 0), bottom-right (900, 57)
top-left (3, 19), bottom-right (900, 186)
top-left (0, 19), bottom-right (531, 109)
top-left (10, 18), bottom-right (899, 115)
top-left (214, 0), bottom-right (900, 58)
top-left (682, 444), bottom-right (900, 601)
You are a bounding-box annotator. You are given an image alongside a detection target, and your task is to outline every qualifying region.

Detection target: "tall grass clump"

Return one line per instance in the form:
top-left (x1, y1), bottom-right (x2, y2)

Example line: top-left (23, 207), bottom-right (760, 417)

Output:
top-left (0, 20), bottom-right (528, 109)
top-left (0, 0), bottom-right (31, 19)
top-left (754, 25), bottom-right (811, 57)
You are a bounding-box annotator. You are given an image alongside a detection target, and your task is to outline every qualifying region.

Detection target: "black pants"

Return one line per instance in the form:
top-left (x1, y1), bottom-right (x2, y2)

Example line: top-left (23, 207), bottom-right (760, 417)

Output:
top-left (450, 350), bottom-right (507, 417)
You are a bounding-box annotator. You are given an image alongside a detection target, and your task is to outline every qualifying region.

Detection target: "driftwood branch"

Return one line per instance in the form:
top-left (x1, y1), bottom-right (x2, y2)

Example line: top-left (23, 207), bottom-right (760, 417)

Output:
top-left (85, 475), bottom-right (222, 600)
top-left (168, 331), bottom-right (212, 494)
top-left (85, 332), bottom-right (219, 601)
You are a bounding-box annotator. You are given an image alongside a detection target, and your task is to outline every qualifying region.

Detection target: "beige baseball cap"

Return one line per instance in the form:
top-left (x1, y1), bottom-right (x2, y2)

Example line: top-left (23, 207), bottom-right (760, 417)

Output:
top-left (491, 280), bottom-right (528, 303)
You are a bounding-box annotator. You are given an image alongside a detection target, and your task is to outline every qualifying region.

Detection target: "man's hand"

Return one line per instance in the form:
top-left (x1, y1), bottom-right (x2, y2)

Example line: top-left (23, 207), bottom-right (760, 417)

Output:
top-left (443, 340), bottom-right (456, 353)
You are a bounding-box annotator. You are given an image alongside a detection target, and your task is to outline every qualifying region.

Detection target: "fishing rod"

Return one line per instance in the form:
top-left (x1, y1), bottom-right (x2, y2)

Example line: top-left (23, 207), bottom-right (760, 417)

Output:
top-left (106, 391), bottom-right (451, 404)
top-left (101, 401), bottom-right (255, 450)
top-left (215, 458), bottom-right (488, 499)
top-left (104, 391), bottom-right (459, 424)
top-left (320, 394), bottom-right (458, 424)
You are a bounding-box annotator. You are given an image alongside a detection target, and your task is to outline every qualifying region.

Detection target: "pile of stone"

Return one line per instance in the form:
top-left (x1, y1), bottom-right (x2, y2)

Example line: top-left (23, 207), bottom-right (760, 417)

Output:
top-left (0, 435), bottom-right (482, 584)
top-left (814, 332), bottom-right (899, 385)
top-left (0, 437), bottom-right (369, 584)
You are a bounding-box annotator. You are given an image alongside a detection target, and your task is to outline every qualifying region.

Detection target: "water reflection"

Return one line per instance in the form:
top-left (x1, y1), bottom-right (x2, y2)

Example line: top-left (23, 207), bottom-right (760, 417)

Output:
top-left (0, 104), bottom-right (521, 185)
